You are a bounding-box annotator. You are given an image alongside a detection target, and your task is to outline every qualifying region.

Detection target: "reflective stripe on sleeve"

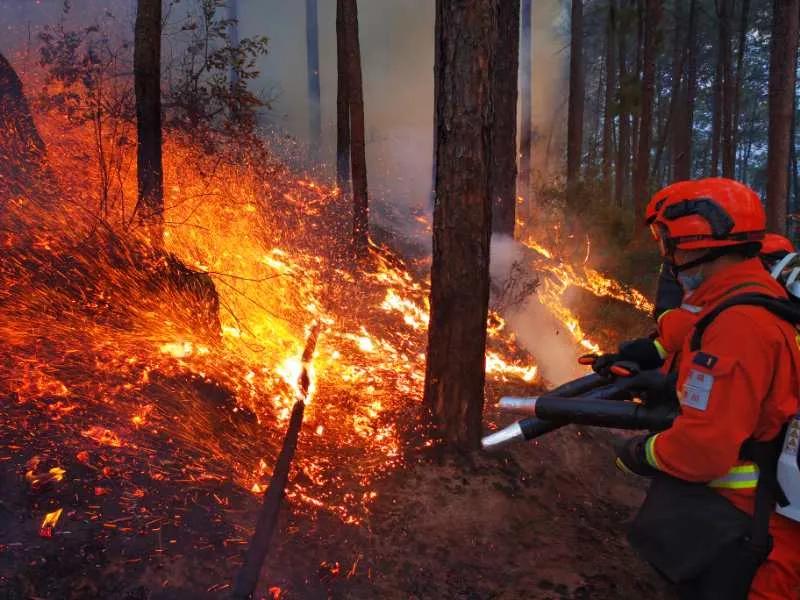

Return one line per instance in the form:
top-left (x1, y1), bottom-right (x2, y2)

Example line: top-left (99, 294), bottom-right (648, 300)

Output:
top-left (653, 339), bottom-right (668, 360)
top-left (708, 463), bottom-right (759, 490)
top-left (680, 303), bottom-right (703, 314)
top-left (645, 434), bottom-right (660, 469)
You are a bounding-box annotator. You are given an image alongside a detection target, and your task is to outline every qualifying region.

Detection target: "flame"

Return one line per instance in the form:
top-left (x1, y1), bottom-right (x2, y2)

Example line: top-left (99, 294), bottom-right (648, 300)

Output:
top-left (40, 508), bottom-right (63, 538)
top-left (0, 60), bottom-right (647, 529)
top-left (519, 236), bottom-right (652, 353)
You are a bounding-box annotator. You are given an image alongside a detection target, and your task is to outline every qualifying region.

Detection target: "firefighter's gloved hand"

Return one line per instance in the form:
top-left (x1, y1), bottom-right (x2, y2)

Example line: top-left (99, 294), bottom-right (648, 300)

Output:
top-left (614, 434), bottom-right (659, 477)
top-left (590, 338), bottom-right (664, 376)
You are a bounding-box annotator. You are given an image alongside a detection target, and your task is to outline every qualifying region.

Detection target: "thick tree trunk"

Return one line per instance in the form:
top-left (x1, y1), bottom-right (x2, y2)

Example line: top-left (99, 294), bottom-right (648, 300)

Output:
top-left (719, 0), bottom-right (735, 178)
top-left (673, 0), bottom-right (697, 180)
top-left (519, 0), bottom-right (532, 207)
top-left (306, 0), bottom-right (321, 161)
top-left (335, 0), bottom-right (350, 191)
top-left (766, 0), bottom-right (800, 234)
top-left (566, 0), bottom-right (584, 198)
top-left (424, 0), bottom-right (497, 451)
top-left (602, 0), bottom-right (617, 201)
top-left (491, 0), bottom-right (520, 237)
top-left (341, 0), bottom-right (368, 258)
top-left (633, 0), bottom-right (660, 229)
top-left (134, 0), bottom-right (164, 244)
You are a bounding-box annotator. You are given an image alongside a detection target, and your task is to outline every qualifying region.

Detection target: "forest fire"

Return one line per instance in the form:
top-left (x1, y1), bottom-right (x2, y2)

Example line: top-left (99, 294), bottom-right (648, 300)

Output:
top-left (0, 63), bottom-right (660, 539)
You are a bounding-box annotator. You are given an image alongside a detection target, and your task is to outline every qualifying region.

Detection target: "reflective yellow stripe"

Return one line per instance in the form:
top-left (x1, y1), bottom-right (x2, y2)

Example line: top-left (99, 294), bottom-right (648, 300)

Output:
top-left (708, 463), bottom-right (759, 489)
top-left (653, 339), bottom-right (668, 360)
top-left (645, 434), bottom-right (660, 469)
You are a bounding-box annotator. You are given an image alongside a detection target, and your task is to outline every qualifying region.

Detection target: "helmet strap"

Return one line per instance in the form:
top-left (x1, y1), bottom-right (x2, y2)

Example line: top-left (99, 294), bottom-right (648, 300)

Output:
top-left (670, 246), bottom-right (741, 274)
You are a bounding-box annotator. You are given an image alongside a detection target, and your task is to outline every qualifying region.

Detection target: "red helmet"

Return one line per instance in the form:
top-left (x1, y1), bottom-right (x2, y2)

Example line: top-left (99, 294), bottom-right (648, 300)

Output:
top-left (645, 178), bottom-right (765, 257)
top-left (761, 233), bottom-right (794, 257)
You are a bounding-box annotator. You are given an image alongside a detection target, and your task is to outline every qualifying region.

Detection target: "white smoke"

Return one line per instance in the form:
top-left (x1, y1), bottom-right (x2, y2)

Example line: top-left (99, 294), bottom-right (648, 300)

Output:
top-left (490, 235), bottom-right (584, 385)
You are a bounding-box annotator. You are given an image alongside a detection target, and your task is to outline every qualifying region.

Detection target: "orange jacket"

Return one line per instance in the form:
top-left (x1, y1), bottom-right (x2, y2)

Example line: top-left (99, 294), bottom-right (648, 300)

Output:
top-left (647, 258), bottom-right (800, 498)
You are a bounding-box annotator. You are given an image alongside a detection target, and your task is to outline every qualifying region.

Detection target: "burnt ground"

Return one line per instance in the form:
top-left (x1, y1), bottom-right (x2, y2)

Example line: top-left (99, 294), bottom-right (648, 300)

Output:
top-left (0, 404), bottom-right (675, 600)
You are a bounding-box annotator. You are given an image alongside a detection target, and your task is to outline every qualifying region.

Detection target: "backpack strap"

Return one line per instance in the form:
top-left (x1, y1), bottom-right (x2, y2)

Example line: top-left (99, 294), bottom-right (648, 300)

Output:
top-left (690, 293), bottom-right (800, 352)
top-left (687, 293), bottom-right (800, 556)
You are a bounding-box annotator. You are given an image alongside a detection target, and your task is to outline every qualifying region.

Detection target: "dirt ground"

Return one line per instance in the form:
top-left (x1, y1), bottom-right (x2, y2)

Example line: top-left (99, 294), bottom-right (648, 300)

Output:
top-left (1, 403), bottom-right (675, 599)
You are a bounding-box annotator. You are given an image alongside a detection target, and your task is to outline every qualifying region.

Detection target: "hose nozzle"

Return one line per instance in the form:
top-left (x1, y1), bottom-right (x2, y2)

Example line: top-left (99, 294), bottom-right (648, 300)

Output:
top-left (481, 421), bottom-right (525, 451)
top-left (498, 396), bottom-right (539, 415)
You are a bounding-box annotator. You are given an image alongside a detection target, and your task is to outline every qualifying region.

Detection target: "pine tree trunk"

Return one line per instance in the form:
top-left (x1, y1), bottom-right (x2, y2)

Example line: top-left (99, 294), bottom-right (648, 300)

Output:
top-left (335, 0), bottom-right (351, 191)
top-left (491, 0), bottom-right (520, 237)
top-left (134, 0), bottom-right (164, 244)
top-left (341, 0), bottom-right (368, 259)
top-left (566, 0), bottom-right (584, 198)
top-left (615, 5), bottom-right (630, 208)
top-left (732, 0), bottom-right (750, 171)
top-left (720, 0), bottom-right (735, 178)
top-left (633, 0), bottom-right (660, 229)
top-left (766, 0), bottom-right (800, 234)
top-left (673, 0), bottom-right (697, 180)
top-left (424, 0), bottom-right (497, 451)
top-left (306, 0), bottom-right (321, 161)
top-left (519, 0), bottom-right (532, 207)
top-left (602, 0), bottom-right (617, 201)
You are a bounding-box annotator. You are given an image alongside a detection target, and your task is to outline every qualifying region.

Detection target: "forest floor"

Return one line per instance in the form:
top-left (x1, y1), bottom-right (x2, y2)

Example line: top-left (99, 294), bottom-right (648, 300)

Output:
top-left (0, 415), bottom-right (675, 600)
top-left (0, 287), bottom-right (675, 600)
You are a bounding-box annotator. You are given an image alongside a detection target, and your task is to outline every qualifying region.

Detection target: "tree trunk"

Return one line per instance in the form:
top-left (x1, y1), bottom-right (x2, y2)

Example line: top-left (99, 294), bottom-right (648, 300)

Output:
top-left (491, 0), bottom-right (520, 237)
top-left (732, 0), bottom-right (750, 171)
top-left (566, 0), bottom-right (584, 198)
top-left (0, 52), bottom-right (46, 187)
top-left (657, 2), bottom-right (686, 182)
top-left (766, 0), bottom-right (800, 234)
top-left (306, 0), bottom-right (321, 161)
top-left (719, 0), bottom-right (735, 178)
top-left (227, 0), bottom-right (239, 90)
top-left (602, 0), bottom-right (617, 201)
top-left (519, 0), bottom-right (532, 207)
top-left (341, 0), bottom-right (368, 258)
top-left (633, 0), bottom-right (660, 229)
top-left (673, 0), bottom-right (697, 180)
top-left (335, 0), bottom-right (351, 191)
top-left (615, 3), bottom-right (630, 208)
top-left (424, 0), bottom-right (497, 451)
top-left (134, 0), bottom-right (164, 244)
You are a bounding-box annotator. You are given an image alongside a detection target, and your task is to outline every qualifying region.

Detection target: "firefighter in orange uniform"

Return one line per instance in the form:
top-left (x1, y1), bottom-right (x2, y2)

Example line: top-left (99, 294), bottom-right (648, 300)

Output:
top-left (613, 178), bottom-right (800, 599)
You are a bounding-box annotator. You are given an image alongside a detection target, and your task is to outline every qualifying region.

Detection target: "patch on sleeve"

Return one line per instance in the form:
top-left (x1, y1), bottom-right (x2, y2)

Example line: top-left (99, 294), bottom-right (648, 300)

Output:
top-left (680, 369), bottom-right (714, 411)
top-left (692, 352), bottom-right (718, 369)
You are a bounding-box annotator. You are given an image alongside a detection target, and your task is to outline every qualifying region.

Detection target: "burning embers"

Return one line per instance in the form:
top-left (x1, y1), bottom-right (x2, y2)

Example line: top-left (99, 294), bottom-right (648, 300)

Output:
top-left (0, 63), bottom-right (654, 538)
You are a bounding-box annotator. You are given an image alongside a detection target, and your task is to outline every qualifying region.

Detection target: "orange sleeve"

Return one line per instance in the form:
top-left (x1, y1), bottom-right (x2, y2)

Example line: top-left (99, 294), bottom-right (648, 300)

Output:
top-left (656, 308), bottom-right (698, 354)
top-left (650, 308), bottom-right (776, 482)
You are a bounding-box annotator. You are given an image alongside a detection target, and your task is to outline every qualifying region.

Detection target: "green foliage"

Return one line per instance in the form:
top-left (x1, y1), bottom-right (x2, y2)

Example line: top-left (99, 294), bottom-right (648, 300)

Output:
top-left (164, 0), bottom-right (270, 133)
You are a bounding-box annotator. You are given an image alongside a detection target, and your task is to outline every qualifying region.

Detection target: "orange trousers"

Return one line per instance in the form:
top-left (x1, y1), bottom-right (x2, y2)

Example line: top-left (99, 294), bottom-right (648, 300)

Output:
top-left (749, 514), bottom-right (800, 599)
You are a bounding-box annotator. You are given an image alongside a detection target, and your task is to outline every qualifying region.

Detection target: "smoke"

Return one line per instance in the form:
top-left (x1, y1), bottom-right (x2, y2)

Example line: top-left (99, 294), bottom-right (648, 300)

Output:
top-left (490, 235), bottom-right (583, 386)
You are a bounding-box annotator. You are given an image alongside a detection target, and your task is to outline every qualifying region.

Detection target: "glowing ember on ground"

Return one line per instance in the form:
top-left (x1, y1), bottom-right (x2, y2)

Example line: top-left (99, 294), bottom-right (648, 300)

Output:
top-left (39, 508), bottom-right (63, 538)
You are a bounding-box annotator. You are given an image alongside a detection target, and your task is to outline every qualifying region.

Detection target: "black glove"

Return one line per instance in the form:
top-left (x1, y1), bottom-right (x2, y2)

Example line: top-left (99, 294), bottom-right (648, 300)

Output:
top-left (589, 338), bottom-right (664, 376)
top-left (614, 434), bottom-right (659, 477)
top-left (653, 261), bottom-right (683, 321)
